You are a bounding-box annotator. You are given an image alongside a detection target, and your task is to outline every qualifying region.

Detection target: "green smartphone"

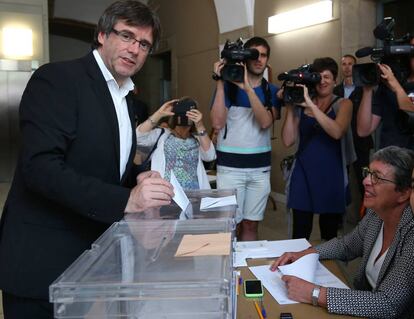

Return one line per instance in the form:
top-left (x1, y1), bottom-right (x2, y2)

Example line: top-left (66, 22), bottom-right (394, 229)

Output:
top-left (244, 279), bottom-right (264, 298)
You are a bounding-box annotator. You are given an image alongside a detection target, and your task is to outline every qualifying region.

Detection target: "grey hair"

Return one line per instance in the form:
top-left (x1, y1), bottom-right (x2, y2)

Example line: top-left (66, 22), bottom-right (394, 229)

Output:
top-left (92, 0), bottom-right (161, 51)
top-left (371, 146), bottom-right (414, 191)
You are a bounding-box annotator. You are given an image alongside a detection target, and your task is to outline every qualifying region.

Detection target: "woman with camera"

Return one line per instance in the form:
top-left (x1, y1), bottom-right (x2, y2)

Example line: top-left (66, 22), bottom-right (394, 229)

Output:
top-left (281, 57), bottom-right (353, 241)
top-left (136, 98), bottom-right (216, 190)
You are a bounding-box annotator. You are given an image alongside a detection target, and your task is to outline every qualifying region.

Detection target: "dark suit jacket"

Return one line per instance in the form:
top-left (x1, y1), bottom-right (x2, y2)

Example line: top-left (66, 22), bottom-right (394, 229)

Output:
top-left (0, 52), bottom-right (138, 299)
top-left (334, 83), bottom-right (373, 152)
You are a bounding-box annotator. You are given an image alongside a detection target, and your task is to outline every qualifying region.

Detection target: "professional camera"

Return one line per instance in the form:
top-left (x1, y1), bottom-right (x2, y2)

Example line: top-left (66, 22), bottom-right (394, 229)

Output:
top-left (277, 64), bottom-right (321, 104)
top-left (220, 38), bottom-right (259, 82)
top-left (173, 97), bottom-right (197, 126)
top-left (353, 17), bottom-right (414, 86)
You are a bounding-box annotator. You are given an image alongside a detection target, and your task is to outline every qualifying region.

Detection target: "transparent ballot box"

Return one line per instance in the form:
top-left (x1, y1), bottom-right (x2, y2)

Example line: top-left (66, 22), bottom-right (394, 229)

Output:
top-left (127, 189), bottom-right (237, 221)
top-left (50, 219), bottom-right (235, 319)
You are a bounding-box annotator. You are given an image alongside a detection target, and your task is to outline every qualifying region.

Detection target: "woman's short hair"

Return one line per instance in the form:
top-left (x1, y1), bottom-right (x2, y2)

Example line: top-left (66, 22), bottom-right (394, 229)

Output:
top-left (371, 145), bottom-right (414, 191)
top-left (312, 57), bottom-right (339, 80)
top-left (92, 0), bottom-right (161, 51)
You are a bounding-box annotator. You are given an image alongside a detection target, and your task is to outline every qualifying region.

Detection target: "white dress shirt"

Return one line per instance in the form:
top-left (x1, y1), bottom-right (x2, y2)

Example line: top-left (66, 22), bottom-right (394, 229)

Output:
top-left (93, 50), bottom-right (134, 179)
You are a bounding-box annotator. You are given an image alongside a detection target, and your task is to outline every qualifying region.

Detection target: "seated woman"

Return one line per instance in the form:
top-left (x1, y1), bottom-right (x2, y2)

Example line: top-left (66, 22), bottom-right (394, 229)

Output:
top-left (281, 57), bottom-right (354, 241)
top-left (270, 146), bottom-right (414, 319)
top-left (136, 98), bottom-right (216, 190)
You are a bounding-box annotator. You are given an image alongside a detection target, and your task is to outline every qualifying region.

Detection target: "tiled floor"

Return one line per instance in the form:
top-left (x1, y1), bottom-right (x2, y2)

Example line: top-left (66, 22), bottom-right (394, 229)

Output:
top-left (0, 182), bottom-right (361, 318)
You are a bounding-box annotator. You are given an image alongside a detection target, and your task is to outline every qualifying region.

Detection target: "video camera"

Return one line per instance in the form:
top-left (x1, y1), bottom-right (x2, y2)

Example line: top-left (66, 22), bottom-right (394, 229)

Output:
top-left (353, 17), bottom-right (414, 86)
top-left (220, 38), bottom-right (259, 82)
top-left (277, 64), bottom-right (321, 104)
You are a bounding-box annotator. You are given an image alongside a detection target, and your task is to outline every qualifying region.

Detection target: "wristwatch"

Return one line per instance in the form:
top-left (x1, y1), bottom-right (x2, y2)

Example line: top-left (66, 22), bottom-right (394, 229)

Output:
top-left (197, 129), bottom-right (207, 136)
top-left (311, 285), bottom-right (321, 306)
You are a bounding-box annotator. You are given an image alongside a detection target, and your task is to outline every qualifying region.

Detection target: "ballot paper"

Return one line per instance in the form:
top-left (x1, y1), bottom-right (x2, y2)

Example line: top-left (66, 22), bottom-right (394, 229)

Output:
top-left (249, 254), bottom-right (349, 305)
top-left (278, 253), bottom-right (319, 282)
top-left (233, 238), bottom-right (311, 267)
top-left (174, 233), bottom-right (231, 257)
top-left (200, 195), bottom-right (237, 210)
top-left (170, 171), bottom-right (190, 211)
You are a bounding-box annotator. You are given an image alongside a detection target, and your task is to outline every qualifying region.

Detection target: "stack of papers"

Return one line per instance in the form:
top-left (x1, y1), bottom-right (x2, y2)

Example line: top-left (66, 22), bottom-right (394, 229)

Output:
top-left (234, 238), bottom-right (311, 267)
top-left (249, 253), bottom-right (349, 304)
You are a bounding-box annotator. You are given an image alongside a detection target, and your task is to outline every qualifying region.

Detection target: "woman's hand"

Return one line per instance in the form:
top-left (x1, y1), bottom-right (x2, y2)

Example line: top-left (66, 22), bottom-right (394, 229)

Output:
top-left (298, 85), bottom-right (316, 109)
top-left (282, 275), bottom-right (316, 304)
top-left (270, 247), bottom-right (316, 271)
top-left (187, 109), bottom-right (205, 129)
top-left (151, 99), bottom-right (177, 122)
top-left (276, 87), bottom-right (284, 100)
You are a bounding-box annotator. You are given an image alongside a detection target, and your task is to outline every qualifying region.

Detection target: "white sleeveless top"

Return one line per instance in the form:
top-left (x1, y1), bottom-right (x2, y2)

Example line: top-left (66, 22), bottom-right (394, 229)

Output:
top-left (365, 224), bottom-right (389, 289)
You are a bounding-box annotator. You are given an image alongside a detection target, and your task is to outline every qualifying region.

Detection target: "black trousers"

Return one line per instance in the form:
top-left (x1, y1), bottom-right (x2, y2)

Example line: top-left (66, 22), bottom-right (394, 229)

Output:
top-left (292, 209), bottom-right (343, 241)
top-left (2, 292), bottom-right (53, 319)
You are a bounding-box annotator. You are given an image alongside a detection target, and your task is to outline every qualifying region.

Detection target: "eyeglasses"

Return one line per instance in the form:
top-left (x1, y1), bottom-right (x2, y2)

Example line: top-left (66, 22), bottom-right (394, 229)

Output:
top-left (111, 28), bottom-right (153, 53)
top-left (362, 167), bottom-right (396, 185)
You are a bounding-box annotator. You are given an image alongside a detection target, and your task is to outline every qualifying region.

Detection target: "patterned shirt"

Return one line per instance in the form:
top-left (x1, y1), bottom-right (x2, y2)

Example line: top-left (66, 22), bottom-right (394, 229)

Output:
top-left (164, 135), bottom-right (199, 190)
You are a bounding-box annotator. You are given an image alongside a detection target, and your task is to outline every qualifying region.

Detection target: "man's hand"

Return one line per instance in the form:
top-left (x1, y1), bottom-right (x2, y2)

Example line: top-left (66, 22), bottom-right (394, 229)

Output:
top-left (213, 61), bottom-right (225, 80)
top-left (232, 63), bottom-right (253, 92)
top-left (124, 171), bottom-right (174, 213)
top-left (378, 63), bottom-right (400, 92)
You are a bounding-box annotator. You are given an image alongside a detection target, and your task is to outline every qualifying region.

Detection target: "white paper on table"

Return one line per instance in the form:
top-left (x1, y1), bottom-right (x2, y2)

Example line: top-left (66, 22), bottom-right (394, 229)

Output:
top-left (170, 171), bottom-right (190, 211)
top-left (200, 195), bottom-right (237, 210)
top-left (249, 264), bottom-right (296, 305)
top-left (233, 251), bottom-right (249, 267)
top-left (265, 238), bottom-right (311, 258)
top-left (278, 253), bottom-right (319, 282)
top-left (233, 239), bottom-right (311, 267)
top-left (249, 254), bottom-right (349, 305)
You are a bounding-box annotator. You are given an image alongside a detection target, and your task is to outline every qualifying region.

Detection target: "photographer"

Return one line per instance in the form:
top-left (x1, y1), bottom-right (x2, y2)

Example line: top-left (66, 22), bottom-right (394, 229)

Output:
top-left (357, 37), bottom-right (414, 149)
top-left (334, 54), bottom-right (373, 201)
top-left (282, 57), bottom-right (353, 241)
top-left (136, 98), bottom-right (216, 190)
top-left (210, 37), bottom-right (281, 241)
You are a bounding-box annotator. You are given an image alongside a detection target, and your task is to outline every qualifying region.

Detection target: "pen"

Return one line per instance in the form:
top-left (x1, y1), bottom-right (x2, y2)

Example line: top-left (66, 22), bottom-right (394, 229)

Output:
top-left (254, 301), bottom-right (265, 319)
top-left (260, 298), bottom-right (267, 318)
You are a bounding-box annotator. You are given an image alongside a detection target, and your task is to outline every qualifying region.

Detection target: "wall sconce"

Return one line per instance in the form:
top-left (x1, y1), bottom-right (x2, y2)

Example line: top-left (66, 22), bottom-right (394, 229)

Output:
top-left (2, 27), bottom-right (33, 59)
top-left (268, 1), bottom-right (333, 34)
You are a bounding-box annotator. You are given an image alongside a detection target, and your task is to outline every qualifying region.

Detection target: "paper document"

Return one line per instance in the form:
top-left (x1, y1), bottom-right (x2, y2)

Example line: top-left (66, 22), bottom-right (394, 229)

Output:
top-left (200, 195), bottom-right (237, 210)
top-left (249, 254), bottom-right (349, 304)
top-left (233, 238), bottom-right (311, 267)
top-left (278, 253), bottom-right (319, 282)
top-left (175, 232), bottom-right (231, 257)
top-left (170, 171), bottom-right (190, 211)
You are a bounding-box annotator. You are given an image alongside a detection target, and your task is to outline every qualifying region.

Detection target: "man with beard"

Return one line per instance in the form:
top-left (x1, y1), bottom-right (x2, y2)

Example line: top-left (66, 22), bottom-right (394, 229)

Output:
top-left (210, 37), bottom-right (280, 240)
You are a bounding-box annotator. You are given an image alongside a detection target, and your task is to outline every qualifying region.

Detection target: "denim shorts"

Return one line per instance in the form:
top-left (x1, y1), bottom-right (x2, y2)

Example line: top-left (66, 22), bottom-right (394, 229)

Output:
top-left (217, 167), bottom-right (271, 223)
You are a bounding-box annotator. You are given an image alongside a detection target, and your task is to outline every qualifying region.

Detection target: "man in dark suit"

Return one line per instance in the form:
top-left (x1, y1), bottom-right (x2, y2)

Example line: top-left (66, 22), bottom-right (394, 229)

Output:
top-left (0, 1), bottom-right (174, 318)
top-left (334, 54), bottom-right (373, 200)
